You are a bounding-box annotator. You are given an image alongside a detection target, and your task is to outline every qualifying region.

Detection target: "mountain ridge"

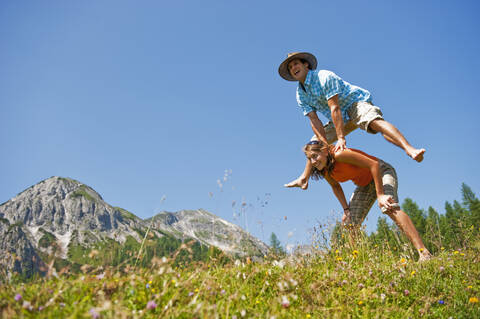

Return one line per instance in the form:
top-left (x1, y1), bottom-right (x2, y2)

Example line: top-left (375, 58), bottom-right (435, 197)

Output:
top-left (0, 176), bottom-right (268, 278)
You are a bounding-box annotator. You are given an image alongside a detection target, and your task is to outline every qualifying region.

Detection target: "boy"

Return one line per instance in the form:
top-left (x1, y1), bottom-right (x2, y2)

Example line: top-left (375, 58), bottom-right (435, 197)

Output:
top-left (278, 52), bottom-right (425, 189)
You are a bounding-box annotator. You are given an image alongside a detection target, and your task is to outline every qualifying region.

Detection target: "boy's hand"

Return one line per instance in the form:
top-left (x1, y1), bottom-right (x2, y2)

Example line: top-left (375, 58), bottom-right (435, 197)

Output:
top-left (334, 137), bottom-right (347, 152)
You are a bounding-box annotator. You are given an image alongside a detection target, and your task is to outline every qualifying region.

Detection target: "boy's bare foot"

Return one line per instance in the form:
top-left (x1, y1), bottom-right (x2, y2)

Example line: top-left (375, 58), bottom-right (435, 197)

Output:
top-left (406, 148), bottom-right (426, 162)
top-left (284, 177), bottom-right (308, 190)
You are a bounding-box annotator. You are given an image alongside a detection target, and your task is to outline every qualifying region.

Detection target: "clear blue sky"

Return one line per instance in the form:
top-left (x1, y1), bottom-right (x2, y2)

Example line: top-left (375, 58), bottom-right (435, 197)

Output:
top-left (1, 1), bottom-right (479, 248)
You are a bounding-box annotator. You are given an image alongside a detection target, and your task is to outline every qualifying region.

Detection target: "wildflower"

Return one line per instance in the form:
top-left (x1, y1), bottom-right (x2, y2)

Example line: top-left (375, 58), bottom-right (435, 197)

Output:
top-left (358, 283), bottom-right (365, 289)
top-left (467, 286), bottom-right (473, 289)
top-left (335, 249), bottom-right (340, 255)
top-left (342, 279), bottom-right (348, 285)
top-left (336, 256), bottom-right (343, 261)
top-left (151, 288), bottom-right (156, 293)
top-left (14, 294), bottom-right (22, 301)
top-left (221, 289), bottom-right (226, 295)
top-left (306, 315), bottom-right (311, 318)
top-left (188, 292), bottom-right (194, 297)
top-left (469, 297), bottom-right (479, 303)
top-left (146, 283), bottom-right (150, 289)
top-left (411, 270), bottom-right (416, 276)
top-left (22, 301), bottom-right (33, 311)
top-left (439, 266), bottom-right (445, 272)
top-left (195, 288), bottom-right (199, 293)
top-left (438, 300), bottom-right (445, 305)
top-left (146, 300), bottom-right (157, 310)
top-left (453, 251), bottom-right (459, 255)
top-left (441, 247), bottom-right (445, 251)
top-left (460, 253), bottom-right (465, 256)
top-left (38, 306), bottom-right (44, 311)
top-left (89, 308), bottom-right (100, 319)
top-left (358, 300), bottom-right (364, 305)
top-left (171, 279), bottom-right (176, 284)
top-left (281, 296), bottom-right (290, 308)
top-left (380, 293), bottom-right (386, 301)
top-left (404, 290), bottom-right (410, 296)
top-left (241, 309), bottom-right (246, 317)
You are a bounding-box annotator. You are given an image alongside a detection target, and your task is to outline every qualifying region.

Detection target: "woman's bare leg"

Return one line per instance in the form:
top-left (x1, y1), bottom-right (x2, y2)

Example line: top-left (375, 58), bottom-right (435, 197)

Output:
top-left (386, 208), bottom-right (432, 261)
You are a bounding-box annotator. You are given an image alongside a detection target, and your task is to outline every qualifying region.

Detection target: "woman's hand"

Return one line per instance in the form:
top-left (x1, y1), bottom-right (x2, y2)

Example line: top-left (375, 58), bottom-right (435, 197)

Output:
top-left (342, 208), bottom-right (352, 225)
top-left (378, 195), bottom-right (397, 213)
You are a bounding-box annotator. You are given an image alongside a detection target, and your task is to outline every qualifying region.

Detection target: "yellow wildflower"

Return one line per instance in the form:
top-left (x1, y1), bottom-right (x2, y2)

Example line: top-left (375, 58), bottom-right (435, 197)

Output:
top-left (411, 270), bottom-right (416, 276)
top-left (358, 300), bottom-right (364, 305)
top-left (335, 249), bottom-right (340, 255)
top-left (306, 315), bottom-right (311, 318)
top-left (194, 288), bottom-right (199, 293)
top-left (453, 251), bottom-right (459, 255)
top-left (467, 286), bottom-right (473, 289)
top-left (171, 279), bottom-right (176, 284)
top-left (336, 256), bottom-right (343, 261)
top-left (441, 247), bottom-right (445, 250)
top-left (469, 297), bottom-right (479, 303)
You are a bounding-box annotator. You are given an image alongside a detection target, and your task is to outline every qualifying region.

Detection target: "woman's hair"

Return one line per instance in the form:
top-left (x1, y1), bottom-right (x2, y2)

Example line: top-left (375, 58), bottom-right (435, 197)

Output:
top-left (303, 141), bottom-right (336, 180)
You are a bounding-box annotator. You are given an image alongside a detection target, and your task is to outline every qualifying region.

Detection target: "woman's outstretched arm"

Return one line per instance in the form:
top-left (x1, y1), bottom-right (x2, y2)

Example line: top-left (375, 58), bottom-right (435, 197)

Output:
top-left (324, 174), bottom-right (351, 223)
top-left (334, 149), bottom-right (396, 212)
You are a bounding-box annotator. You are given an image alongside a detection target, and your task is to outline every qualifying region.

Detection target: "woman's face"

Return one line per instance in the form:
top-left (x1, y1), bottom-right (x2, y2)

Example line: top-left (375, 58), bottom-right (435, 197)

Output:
top-left (308, 149), bottom-right (328, 170)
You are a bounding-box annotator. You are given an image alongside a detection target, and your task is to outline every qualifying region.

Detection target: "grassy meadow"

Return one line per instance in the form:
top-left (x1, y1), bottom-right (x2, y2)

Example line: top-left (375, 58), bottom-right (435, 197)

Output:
top-left (1, 233), bottom-right (479, 318)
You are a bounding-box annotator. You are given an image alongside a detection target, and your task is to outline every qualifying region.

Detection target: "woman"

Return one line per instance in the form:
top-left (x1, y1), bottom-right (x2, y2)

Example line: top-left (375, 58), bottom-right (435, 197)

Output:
top-left (301, 140), bottom-right (431, 261)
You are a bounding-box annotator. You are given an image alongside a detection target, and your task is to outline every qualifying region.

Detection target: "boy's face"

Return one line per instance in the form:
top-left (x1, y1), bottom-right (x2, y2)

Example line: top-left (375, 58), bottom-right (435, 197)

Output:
top-left (288, 59), bottom-right (310, 82)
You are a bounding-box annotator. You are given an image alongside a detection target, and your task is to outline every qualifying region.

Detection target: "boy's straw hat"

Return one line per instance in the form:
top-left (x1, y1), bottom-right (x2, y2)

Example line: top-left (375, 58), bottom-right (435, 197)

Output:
top-left (278, 52), bottom-right (317, 81)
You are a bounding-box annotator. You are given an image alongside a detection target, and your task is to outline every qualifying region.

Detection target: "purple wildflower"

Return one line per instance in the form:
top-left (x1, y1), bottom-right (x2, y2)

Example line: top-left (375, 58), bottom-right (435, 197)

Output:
top-left (404, 290), bottom-right (410, 296)
top-left (146, 300), bottom-right (157, 310)
top-left (89, 308), bottom-right (100, 319)
top-left (221, 289), bottom-right (226, 295)
top-left (14, 294), bottom-right (22, 301)
top-left (438, 300), bottom-right (445, 305)
top-left (188, 292), bottom-right (194, 297)
top-left (146, 283), bottom-right (150, 289)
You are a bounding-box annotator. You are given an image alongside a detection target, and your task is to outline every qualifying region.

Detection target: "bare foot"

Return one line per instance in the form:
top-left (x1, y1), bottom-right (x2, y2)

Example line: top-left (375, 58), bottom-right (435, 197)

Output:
top-left (407, 148), bottom-right (426, 162)
top-left (418, 250), bottom-right (432, 262)
top-left (284, 177), bottom-right (308, 190)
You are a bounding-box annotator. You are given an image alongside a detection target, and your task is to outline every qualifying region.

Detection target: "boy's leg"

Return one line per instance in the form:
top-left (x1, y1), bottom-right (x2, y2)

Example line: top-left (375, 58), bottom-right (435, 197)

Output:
top-left (350, 102), bottom-right (425, 162)
top-left (285, 121), bottom-right (357, 189)
top-left (368, 119), bottom-right (426, 162)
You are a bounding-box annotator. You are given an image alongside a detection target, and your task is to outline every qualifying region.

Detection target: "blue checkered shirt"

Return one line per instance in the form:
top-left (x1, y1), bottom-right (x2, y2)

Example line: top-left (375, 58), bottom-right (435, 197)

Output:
top-left (296, 70), bottom-right (372, 122)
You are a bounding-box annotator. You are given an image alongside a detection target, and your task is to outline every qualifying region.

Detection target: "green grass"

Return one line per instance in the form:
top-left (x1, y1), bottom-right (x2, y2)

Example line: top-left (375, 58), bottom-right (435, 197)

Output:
top-left (70, 186), bottom-right (96, 202)
top-left (1, 237), bottom-right (479, 318)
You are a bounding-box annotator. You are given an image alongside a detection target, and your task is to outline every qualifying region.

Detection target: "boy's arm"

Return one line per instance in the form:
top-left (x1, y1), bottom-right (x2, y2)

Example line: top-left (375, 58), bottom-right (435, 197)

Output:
top-left (327, 94), bottom-right (347, 151)
top-left (307, 111), bottom-right (329, 145)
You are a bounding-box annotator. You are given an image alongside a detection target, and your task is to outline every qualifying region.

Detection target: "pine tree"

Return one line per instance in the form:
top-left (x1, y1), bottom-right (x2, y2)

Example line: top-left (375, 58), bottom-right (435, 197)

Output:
top-left (269, 232), bottom-right (284, 255)
top-left (402, 198), bottom-right (426, 236)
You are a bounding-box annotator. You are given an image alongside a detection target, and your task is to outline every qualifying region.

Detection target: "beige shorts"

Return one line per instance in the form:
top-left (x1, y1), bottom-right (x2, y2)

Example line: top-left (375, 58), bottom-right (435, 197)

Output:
top-left (348, 160), bottom-right (399, 225)
top-left (311, 101), bottom-right (384, 143)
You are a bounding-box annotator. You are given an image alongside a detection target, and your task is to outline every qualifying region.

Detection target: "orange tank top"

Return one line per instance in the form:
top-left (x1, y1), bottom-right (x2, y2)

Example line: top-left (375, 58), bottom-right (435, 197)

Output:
top-left (329, 149), bottom-right (377, 187)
